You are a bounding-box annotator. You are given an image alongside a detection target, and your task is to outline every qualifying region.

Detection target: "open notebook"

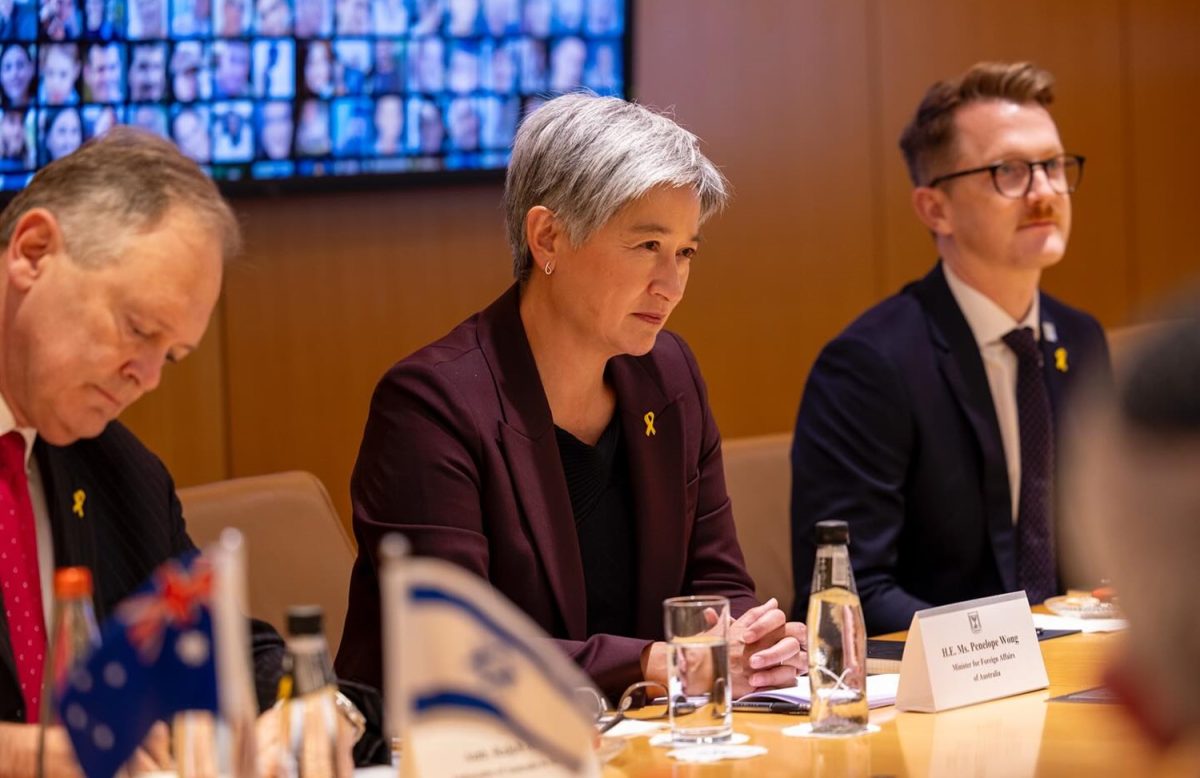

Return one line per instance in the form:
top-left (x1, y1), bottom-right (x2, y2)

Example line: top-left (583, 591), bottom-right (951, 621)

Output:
top-left (737, 673), bottom-right (900, 708)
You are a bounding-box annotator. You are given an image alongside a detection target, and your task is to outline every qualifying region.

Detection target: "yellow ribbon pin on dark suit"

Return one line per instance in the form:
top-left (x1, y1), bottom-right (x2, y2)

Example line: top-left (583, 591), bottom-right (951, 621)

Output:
top-left (643, 412), bottom-right (656, 437)
top-left (1054, 347), bottom-right (1068, 373)
top-left (72, 489), bottom-right (86, 518)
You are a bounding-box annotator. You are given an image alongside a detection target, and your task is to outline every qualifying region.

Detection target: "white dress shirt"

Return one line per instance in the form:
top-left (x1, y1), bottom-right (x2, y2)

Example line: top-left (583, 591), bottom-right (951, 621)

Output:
top-left (943, 263), bottom-right (1040, 523)
top-left (0, 395), bottom-right (54, 628)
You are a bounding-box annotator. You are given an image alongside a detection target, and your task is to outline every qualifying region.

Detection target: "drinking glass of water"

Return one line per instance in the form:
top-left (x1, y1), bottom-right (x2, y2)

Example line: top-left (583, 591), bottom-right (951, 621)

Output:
top-left (663, 595), bottom-right (732, 744)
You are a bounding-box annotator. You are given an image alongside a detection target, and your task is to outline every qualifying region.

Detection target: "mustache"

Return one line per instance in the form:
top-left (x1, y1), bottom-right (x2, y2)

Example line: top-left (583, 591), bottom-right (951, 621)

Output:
top-left (1023, 202), bottom-right (1060, 224)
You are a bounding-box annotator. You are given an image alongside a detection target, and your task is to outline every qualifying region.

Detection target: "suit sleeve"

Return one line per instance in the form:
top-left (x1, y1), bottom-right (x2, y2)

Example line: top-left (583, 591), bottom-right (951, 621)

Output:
top-left (790, 336), bottom-right (930, 633)
top-left (336, 361), bottom-right (482, 763)
top-left (336, 359), bottom-right (488, 692)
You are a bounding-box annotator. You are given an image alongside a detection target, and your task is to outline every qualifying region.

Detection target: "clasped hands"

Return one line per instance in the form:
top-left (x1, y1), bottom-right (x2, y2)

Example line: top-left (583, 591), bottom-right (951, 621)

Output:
top-left (642, 597), bottom-right (807, 698)
top-left (729, 597), bottom-right (807, 696)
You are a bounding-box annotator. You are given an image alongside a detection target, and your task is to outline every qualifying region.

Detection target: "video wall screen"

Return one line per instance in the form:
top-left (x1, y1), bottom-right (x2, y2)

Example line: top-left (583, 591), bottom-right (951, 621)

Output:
top-left (0, 0), bottom-right (629, 192)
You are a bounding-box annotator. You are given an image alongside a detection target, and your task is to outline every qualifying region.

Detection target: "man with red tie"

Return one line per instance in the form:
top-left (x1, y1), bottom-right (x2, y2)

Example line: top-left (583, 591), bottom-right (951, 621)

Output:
top-left (0, 127), bottom-right (284, 775)
top-left (790, 62), bottom-right (1112, 634)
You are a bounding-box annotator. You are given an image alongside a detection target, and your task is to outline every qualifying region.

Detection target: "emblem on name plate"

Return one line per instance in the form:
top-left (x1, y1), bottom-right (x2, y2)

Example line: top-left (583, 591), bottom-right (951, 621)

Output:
top-left (968, 611), bottom-right (982, 634)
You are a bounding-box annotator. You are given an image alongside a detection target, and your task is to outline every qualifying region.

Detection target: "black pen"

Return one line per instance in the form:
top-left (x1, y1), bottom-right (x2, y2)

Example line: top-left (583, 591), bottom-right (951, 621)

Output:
top-left (731, 700), bottom-right (809, 714)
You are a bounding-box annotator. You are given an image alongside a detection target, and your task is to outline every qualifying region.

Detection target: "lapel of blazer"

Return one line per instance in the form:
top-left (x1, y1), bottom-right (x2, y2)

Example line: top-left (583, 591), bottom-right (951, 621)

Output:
top-left (608, 352), bottom-right (685, 639)
top-left (35, 441), bottom-right (101, 609)
top-left (479, 285), bottom-right (588, 640)
top-left (912, 263), bottom-right (1018, 591)
top-left (1038, 301), bottom-right (1070, 426)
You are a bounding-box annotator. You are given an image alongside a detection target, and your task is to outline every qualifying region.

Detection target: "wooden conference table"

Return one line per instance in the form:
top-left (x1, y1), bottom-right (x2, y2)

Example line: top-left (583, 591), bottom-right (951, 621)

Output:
top-left (602, 627), bottom-right (1159, 777)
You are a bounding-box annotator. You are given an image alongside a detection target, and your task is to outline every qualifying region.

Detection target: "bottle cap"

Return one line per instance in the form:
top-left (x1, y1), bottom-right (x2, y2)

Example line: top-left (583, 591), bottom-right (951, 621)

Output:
top-left (287, 604), bottom-right (324, 636)
top-left (814, 520), bottom-right (849, 545)
top-left (53, 566), bottom-right (93, 598)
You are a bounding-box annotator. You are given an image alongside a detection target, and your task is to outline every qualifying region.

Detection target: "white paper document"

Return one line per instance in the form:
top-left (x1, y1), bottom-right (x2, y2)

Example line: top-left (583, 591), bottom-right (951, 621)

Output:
top-left (600, 719), bottom-right (667, 738)
top-left (737, 674), bottom-right (900, 709)
top-left (1032, 612), bottom-right (1128, 634)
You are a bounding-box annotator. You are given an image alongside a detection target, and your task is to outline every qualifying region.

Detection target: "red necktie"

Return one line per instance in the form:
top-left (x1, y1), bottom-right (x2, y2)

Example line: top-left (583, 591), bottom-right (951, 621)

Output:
top-left (0, 430), bottom-right (45, 721)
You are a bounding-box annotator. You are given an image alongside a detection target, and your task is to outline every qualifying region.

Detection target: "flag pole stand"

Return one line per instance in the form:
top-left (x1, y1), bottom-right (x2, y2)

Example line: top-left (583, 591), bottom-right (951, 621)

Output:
top-left (379, 533), bottom-right (411, 774)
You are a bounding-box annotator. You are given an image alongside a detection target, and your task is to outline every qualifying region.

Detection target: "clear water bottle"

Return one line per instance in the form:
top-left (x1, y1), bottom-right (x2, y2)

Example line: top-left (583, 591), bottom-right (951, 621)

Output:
top-left (38, 566), bottom-right (101, 777)
top-left (278, 605), bottom-right (344, 778)
top-left (806, 520), bottom-right (868, 734)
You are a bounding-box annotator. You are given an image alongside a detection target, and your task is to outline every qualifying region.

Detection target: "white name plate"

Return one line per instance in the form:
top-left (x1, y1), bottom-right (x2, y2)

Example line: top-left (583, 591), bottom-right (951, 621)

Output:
top-left (403, 720), bottom-right (599, 778)
top-left (894, 591), bottom-right (1048, 713)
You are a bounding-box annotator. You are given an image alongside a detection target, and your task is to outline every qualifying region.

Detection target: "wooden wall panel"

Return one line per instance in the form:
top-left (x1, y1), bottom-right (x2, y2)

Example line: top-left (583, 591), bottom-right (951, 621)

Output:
top-left (1126, 0), bottom-right (1200, 314)
top-left (635, 0), bottom-right (877, 438)
top-left (874, 0), bottom-right (1132, 325)
top-left (120, 308), bottom-right (228, 487)
top-left (124, 0), bottom-right (1200, 529)
top-left (222, 185), bottom-right (510, 524)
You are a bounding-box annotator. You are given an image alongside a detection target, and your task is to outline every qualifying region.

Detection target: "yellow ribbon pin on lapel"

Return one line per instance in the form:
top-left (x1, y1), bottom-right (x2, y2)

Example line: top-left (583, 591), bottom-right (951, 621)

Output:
top-left (643, 412), bottom-right (656, 437)
top-left (72, 489), bottom-right (86, 518)
top-left (1054, 347), bottom-right (1068, 373)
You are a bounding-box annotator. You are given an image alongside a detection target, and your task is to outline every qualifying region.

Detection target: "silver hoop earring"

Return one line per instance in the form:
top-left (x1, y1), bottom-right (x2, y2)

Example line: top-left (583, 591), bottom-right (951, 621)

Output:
top-left (544, 261), bottom-right (554, 276)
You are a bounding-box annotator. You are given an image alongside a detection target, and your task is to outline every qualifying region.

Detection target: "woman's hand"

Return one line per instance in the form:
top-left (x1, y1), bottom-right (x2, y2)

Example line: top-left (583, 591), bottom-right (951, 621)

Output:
top-left (643, 598), bottom-right (809, 699)
top-left (728, 598), bottom-right (807, 697)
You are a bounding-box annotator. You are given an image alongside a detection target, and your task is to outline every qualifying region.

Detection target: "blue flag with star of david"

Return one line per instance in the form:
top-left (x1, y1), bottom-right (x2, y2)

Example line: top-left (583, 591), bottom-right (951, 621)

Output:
top-left (381, 548), bottom-right (602, 776)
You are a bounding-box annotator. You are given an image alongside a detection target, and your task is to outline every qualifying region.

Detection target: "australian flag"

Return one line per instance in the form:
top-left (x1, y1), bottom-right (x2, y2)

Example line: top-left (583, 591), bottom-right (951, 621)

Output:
top-left (58, 551), bottom-right (219, 778)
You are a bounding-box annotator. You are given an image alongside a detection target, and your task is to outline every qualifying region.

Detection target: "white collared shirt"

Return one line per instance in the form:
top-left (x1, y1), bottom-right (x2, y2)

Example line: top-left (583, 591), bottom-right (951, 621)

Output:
top-left (0, 396), bottom-right (54, 628)
top-left (943, 263), bottom-right (1040, 523)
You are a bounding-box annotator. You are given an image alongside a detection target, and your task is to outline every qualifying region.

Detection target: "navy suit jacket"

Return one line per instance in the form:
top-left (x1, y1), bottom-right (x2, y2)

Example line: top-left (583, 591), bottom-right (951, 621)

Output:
top-left (790, 263), bottom-right (1110, 634)
top-left (336, 283), bottom-right (758, 749)
top-left (0, 421), bottom-right (285, 723)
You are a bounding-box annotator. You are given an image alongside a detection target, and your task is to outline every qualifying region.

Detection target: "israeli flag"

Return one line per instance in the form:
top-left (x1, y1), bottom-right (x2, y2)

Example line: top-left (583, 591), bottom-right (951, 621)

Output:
top-left (380, 536), bottom-right (600, 777)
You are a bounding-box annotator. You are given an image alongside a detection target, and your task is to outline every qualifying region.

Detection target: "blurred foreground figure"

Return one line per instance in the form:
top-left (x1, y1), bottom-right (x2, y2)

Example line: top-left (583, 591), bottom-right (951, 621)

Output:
top-left (1073, 309), bottom-right (1200, 773)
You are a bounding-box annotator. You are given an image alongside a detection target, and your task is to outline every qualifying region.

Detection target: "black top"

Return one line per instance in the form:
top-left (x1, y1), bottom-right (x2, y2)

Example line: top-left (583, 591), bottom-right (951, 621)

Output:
top-left (555, 415), bottom-right (637, 638)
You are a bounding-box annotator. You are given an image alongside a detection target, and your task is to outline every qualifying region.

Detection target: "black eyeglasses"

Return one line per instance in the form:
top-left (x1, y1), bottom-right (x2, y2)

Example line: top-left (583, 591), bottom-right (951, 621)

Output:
top-left (579, 681), bottom-right (694, 735)
top-left (927, 154), bottom-right (1085, 198)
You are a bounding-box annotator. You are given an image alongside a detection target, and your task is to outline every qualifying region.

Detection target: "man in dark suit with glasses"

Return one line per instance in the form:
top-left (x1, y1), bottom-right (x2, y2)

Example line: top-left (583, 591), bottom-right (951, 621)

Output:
top-left (790, 61), bottom-right (1111, 634)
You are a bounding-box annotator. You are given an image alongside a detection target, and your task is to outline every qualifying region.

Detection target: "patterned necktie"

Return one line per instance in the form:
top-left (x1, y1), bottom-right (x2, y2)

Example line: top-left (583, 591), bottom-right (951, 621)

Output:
top-left (0, 430), bottom-right (46, 721)
top-left (1002, 327), bottom-right (1057, 604)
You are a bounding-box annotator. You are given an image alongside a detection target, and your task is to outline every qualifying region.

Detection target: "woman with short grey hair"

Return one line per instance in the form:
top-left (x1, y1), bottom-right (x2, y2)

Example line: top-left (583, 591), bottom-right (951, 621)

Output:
top-left (337, 94), bottom-right (806, 759)
top-left (504, 92), bottom-right (729, 283)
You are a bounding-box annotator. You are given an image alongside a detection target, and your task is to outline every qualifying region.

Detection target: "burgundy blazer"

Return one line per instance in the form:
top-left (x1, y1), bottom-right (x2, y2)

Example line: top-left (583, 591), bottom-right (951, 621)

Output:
top-left (336, 284), bottom-right (758, 702)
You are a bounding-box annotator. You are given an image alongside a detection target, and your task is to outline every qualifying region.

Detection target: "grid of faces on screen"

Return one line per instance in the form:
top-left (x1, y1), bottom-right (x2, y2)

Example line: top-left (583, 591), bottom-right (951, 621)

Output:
top-left (0, 0), bottom-right (626, 189)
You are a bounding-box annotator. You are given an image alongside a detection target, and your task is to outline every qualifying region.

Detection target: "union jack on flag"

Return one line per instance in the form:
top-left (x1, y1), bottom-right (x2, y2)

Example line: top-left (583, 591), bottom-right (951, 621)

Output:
top-left (59, 550), bottom-right (220, 778)
top-left (118, 556), bottom-right (213, 663)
